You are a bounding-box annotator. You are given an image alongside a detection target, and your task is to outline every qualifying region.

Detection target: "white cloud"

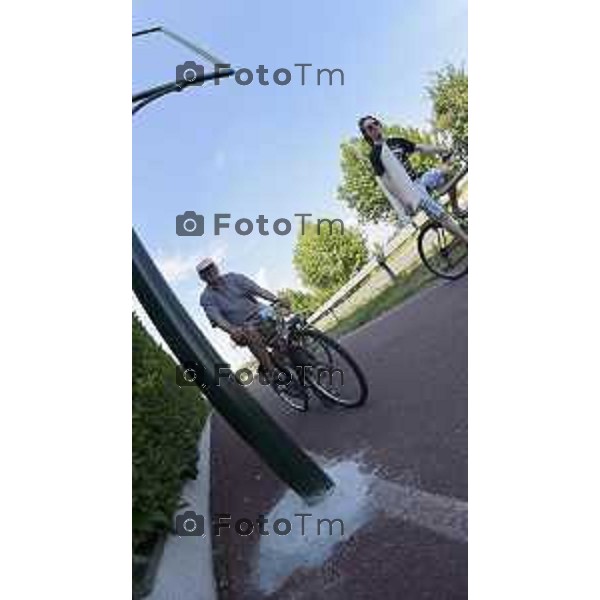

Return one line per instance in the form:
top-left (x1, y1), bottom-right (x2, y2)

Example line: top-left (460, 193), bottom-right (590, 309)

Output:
top-left (155, 240), bottom-right (229, 285)
top-left (252, 264), bottom-right (304, 294)
top-left (155, 253), bottom-right (198, 284)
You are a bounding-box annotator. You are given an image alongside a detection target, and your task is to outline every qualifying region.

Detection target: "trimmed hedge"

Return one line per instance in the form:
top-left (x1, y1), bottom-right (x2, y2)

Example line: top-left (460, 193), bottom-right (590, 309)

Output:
top-left (132, 312), bottom-right (209, 554)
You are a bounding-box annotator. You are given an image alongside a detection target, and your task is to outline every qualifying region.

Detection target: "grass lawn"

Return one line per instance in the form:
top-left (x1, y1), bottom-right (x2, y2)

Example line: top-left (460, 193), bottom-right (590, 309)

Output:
top-left (324, 261), bottom-right (438, 338)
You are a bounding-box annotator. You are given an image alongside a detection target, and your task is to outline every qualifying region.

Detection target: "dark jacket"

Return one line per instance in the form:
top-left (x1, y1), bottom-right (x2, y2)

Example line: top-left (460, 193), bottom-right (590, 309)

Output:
top-left (369, 137), bottom-right (418, 179)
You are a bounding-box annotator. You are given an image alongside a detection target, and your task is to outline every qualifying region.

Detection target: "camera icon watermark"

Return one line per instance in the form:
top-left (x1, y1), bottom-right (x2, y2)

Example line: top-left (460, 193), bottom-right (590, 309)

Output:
top-left (176, 211), bottom-right (204, 236)
top-left (175, 511), bottom-right (205, 536)
top-left (175, 361), bottom-right (207, 387)
top-left (175, 61), bottom-right (205, 86)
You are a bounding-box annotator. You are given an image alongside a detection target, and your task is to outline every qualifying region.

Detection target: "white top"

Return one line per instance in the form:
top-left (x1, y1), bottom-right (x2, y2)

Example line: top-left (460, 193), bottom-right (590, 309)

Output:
top-left (378, 141), bottom-right (423, 216)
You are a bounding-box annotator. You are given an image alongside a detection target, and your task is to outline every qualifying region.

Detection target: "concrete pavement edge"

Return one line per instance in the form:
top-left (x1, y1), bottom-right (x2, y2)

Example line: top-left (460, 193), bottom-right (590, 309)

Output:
top-left (147, 413), bottom-right (217, 600)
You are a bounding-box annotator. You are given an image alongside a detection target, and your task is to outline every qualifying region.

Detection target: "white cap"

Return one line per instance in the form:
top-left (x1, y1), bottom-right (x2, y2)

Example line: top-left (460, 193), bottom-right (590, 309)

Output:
top-left (196, 257), bottom-right (216, 274)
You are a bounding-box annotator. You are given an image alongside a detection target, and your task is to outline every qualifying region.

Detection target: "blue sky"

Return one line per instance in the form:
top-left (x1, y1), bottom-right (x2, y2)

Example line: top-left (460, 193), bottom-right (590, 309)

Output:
top-left (133, 0), bottom-right (467, 365)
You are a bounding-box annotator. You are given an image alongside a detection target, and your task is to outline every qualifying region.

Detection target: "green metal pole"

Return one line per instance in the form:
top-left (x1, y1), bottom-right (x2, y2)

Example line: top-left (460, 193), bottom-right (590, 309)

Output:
top-left (132, 229), bottom-right (334, 501)
top-left (132, 28), bottom-right (333, 500)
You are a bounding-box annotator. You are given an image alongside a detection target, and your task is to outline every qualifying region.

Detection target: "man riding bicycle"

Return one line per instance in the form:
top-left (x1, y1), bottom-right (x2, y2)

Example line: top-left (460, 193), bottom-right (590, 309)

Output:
top-left (197, 258), bottom-right (294, 388)
top-left (358, 115), bottom-right (468, 244)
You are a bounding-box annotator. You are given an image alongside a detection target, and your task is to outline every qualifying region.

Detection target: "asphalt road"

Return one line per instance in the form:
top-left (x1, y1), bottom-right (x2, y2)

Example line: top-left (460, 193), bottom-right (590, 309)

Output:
top-left (211, 276), bottom-right (467, 599)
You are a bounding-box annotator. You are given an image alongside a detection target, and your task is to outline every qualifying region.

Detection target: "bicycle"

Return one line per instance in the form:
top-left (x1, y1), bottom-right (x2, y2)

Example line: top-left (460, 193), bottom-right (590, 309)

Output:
top-left (256, 303), bottom-right (369, 412)
top-left (416, 154), bottom-right (468, 280)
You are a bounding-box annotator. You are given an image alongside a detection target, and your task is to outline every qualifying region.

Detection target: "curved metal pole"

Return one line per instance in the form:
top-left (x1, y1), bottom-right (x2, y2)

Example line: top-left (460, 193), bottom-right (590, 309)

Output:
top-left (132, 230), bottom-right (334, 500)
top-left (133, 67), bottom-right (235, 107)
top-left (132, 87), bottom-right (175, 116)
top-left (132, 44), bottom-right (334, 500)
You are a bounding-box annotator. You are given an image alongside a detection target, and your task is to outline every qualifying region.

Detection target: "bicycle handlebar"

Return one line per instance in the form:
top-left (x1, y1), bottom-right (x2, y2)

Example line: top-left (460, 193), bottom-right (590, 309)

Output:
top-left (433, 164), bottom-right (468, 199)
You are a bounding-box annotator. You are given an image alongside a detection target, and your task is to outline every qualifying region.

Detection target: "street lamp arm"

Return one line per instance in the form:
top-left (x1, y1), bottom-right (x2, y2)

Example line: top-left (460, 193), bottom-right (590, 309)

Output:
top-left (132, 25), bottom-right (227, 66)
top-left (132, 67), bottom-right (235, 115)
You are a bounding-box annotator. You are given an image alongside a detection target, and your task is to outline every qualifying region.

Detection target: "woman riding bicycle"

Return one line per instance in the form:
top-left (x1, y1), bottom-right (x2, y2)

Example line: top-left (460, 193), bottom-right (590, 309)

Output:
top-left (358, 115), bottom-right (468, 245)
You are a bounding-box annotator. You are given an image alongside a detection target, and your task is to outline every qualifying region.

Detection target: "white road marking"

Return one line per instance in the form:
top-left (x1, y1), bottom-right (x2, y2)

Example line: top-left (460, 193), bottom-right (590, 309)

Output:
top-left (373, 478), bottom-right (468, 543)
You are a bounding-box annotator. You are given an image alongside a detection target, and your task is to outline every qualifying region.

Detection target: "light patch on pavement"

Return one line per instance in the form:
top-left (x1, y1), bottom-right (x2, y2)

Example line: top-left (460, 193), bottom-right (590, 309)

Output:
top-left (255, 455), bottom-right (376, 595)
top-left (255, 455), bottom-right (468, 595)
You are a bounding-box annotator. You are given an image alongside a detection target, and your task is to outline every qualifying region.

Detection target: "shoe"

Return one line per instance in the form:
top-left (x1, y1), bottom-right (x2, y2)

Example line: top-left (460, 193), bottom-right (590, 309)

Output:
top-left (274, 381), bottom-right (308, 412)
top-left (281, 376), bottom-right (309, 399)
top-left (270, 368), bottom-right (309, 411)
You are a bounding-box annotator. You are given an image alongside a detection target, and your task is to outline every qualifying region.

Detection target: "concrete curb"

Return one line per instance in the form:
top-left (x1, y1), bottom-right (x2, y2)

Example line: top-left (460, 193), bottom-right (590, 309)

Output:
top-left (147, 414), bottom-right (217, 600)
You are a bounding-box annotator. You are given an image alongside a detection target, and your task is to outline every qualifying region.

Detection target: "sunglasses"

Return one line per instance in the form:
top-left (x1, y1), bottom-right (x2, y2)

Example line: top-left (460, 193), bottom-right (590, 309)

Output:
top-left (365, 121), bottom-right (381, 131)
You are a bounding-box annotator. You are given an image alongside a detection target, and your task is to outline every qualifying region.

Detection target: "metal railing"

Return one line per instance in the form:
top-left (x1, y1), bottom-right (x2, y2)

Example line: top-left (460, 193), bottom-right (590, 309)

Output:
top-left (308, 214), bottom-right (429, 326)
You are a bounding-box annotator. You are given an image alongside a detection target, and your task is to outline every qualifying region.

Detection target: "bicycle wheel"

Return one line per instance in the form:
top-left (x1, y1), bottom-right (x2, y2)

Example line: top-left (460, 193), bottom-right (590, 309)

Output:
top-left (291, 329), bottom-right (368, 407)
top-left (418, 221), bottom-right (468, 280)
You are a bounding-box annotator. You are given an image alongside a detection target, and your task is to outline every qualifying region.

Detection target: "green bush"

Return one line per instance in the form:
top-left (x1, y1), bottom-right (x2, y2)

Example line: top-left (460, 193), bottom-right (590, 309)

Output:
top-left (132, 312), bottom-right (209, 554)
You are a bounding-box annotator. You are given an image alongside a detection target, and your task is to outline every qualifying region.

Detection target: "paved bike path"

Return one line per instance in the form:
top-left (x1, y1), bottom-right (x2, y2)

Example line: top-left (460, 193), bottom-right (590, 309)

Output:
top-left (211, 277), bottom-right (467, 599)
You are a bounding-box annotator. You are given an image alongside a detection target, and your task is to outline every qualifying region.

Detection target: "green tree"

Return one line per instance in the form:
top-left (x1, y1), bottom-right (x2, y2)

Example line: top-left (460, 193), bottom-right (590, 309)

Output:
top-left (427, 64), bottom-right (468, 154)
top-left (337, 124), bottom-right (437, 224)
top-left (278, 288), bottom-right (324, 315)
top-left (293, 220), bottom-right (368, 295)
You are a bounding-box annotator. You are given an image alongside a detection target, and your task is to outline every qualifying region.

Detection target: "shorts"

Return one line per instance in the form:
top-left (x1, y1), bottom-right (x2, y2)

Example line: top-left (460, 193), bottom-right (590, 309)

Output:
top-left (243, 305), bottom-right (277, 344)
top-left (419, 168), bottom-right (446, 191)
top-left (416, 168), bottom-right (446, 221)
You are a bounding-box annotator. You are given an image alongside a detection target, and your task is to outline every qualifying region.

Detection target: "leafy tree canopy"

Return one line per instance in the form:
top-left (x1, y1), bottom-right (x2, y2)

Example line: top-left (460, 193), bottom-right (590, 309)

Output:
top-left (293, 220), bottom-right (368, 295)
top-left (427, 64), bottom-right (468, 154)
